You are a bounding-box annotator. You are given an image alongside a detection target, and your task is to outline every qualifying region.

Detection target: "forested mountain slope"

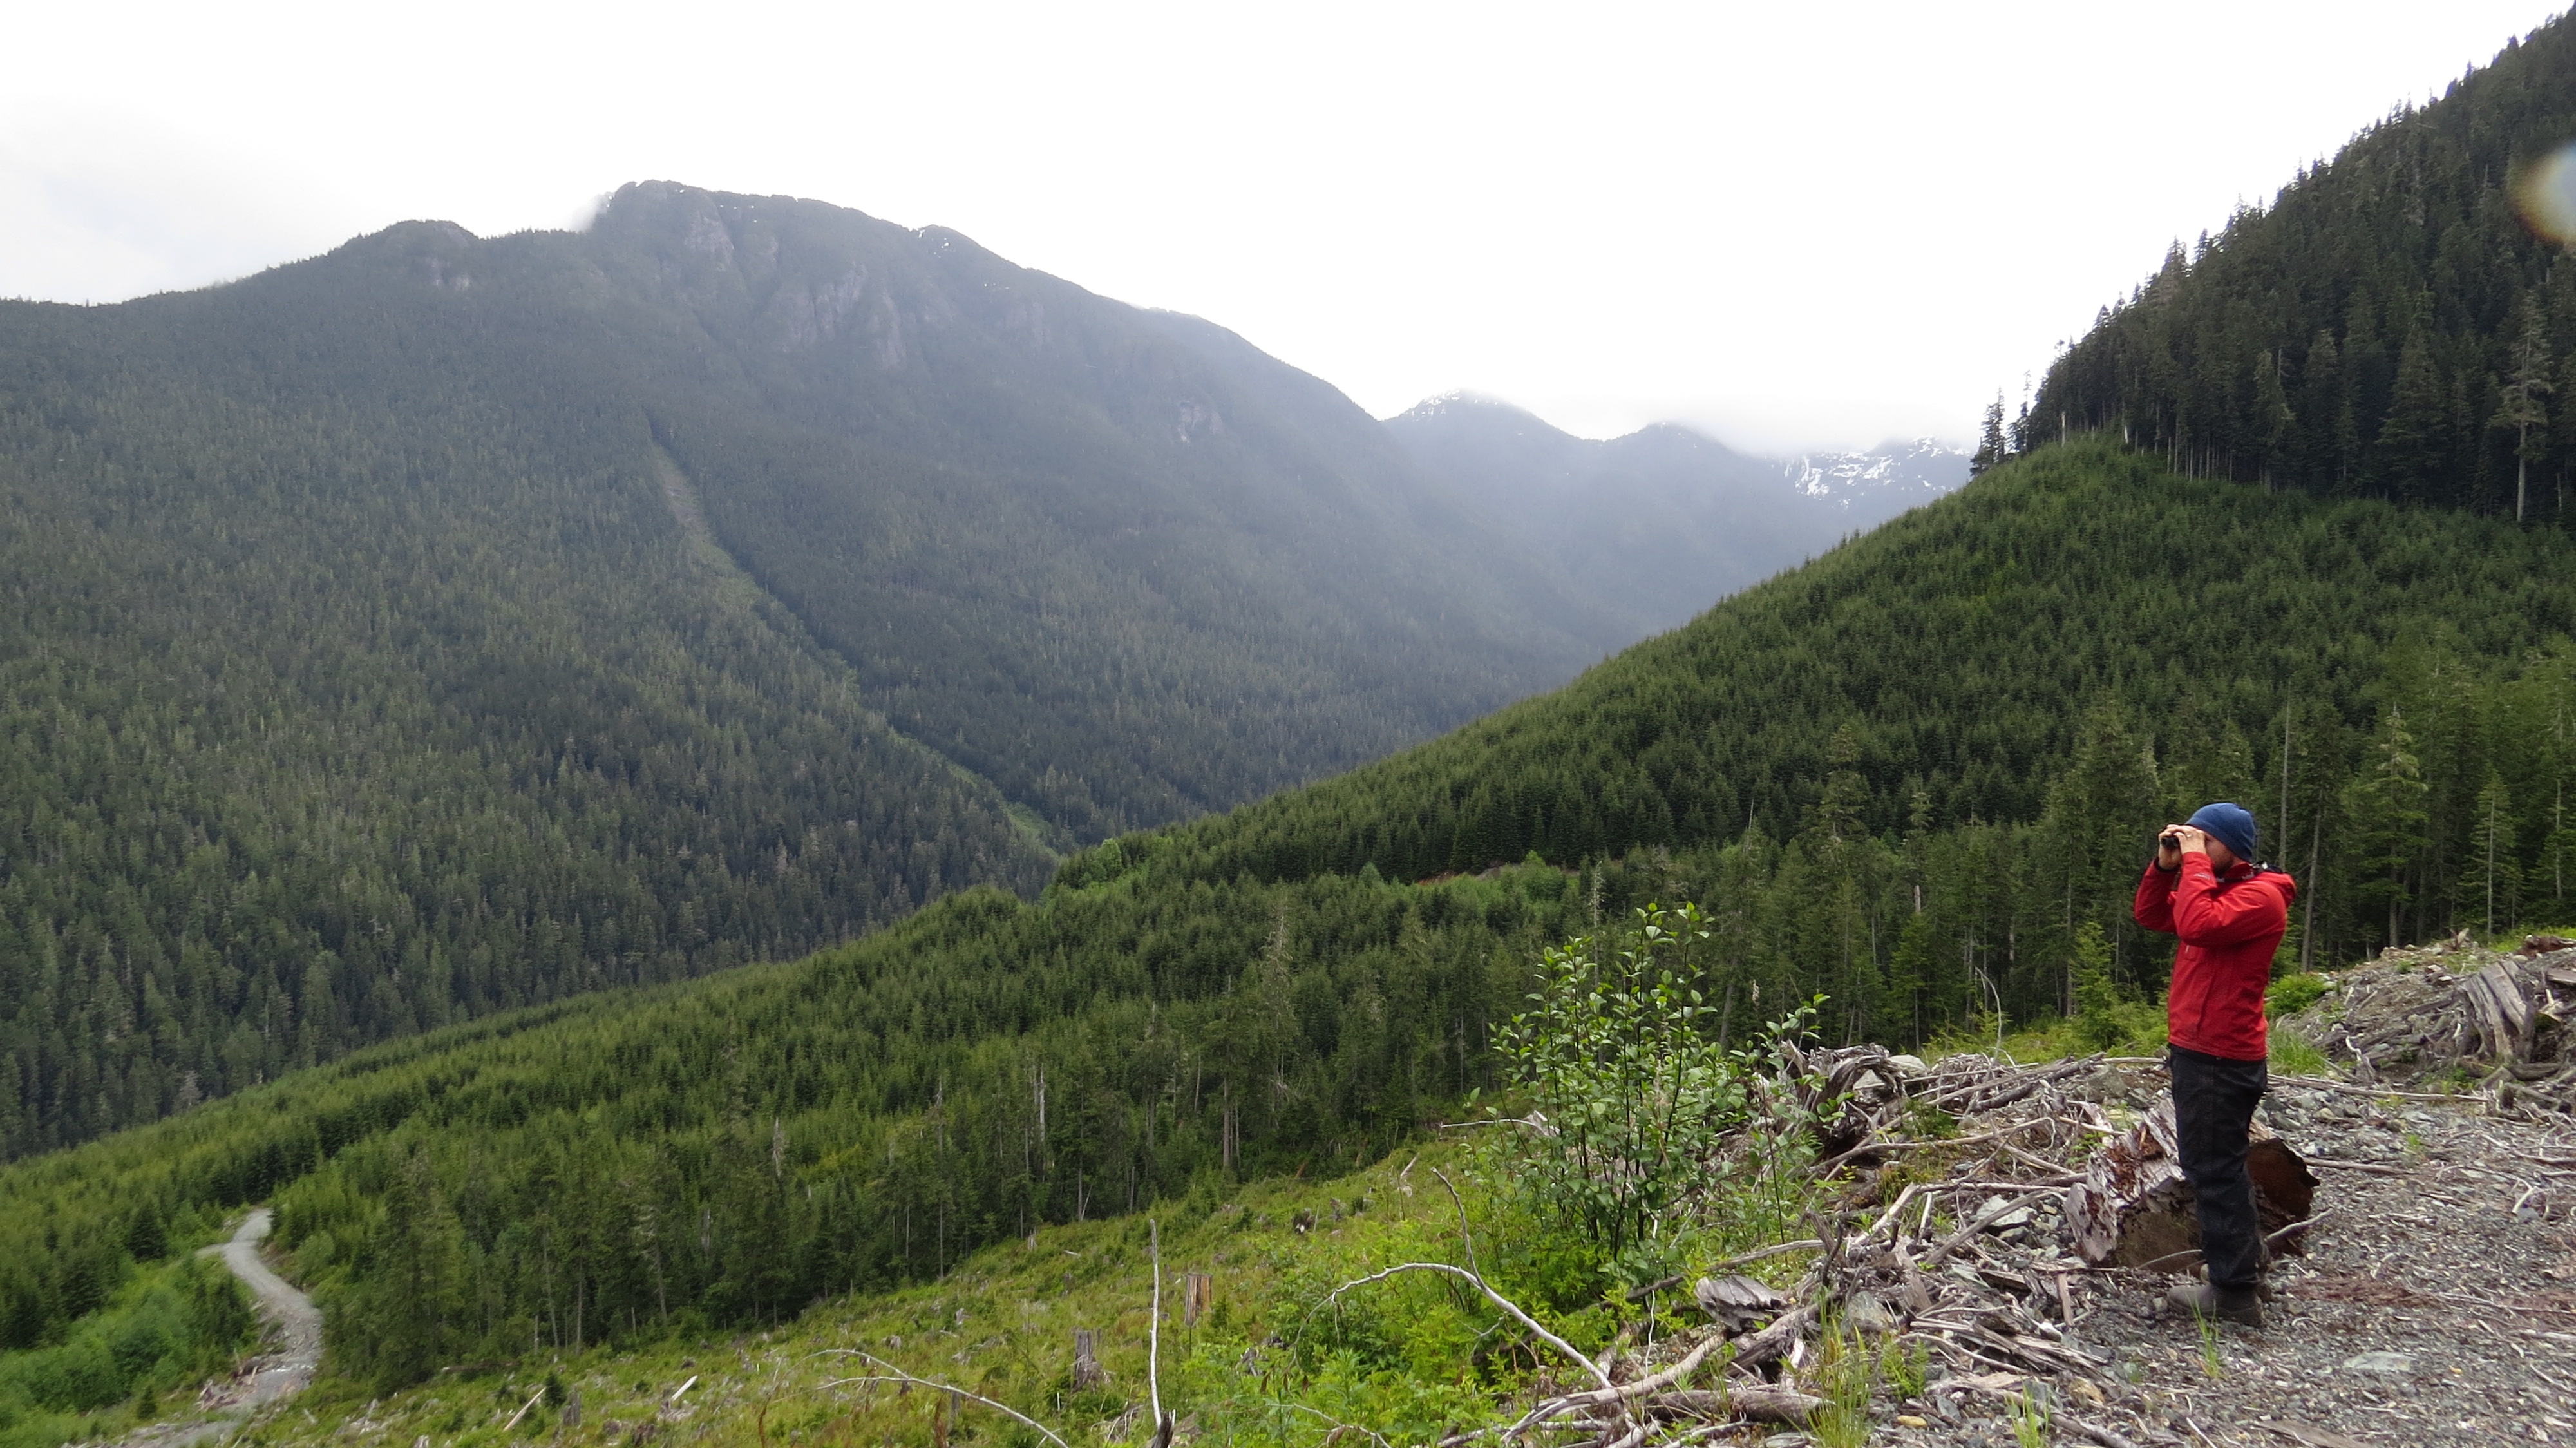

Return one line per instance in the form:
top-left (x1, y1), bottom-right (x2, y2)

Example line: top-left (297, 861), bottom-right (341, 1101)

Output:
top-left (2034, 14), bottom-right (2576, 520)
top-left (574, 185), bottom-right (1626, 835)
top-left (1385, 395), bottom-right (1964, 634)
top-left (0, 303), bottom-right (1055, 1161)
top-left (6, 443), bottom-right (2570, 1389)
top-left (0, 183), bottom-right (1627, 1161)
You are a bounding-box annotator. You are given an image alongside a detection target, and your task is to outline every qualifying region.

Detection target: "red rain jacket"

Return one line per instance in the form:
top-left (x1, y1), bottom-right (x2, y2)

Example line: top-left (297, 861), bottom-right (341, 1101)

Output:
top-left (2133, 855), bottom-right (2297, 1062)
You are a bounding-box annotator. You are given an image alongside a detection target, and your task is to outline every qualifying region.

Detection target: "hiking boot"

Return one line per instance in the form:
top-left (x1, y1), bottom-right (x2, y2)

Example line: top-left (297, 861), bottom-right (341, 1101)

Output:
top-left (2167, 1281), bottom-right (2264, 1328)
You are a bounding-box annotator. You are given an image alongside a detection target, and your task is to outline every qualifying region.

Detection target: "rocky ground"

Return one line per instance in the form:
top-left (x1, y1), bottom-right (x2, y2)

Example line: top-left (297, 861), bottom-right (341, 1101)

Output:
top-left (1842, 939), bottom-right (2576, 1448)
top-left (1881, 1083), bottom-right (2576, 1448)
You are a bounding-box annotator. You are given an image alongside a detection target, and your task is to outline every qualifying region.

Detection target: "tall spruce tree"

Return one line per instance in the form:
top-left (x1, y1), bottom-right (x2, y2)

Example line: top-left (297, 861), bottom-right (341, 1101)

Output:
top-left (1971, 394), bottom-right (2009, 477)
top-left (2344, 709), bottom-right (2432, 948)
top-left (2492, 295), bottom-right (2553, 522)
top-left (2465, 770), bottom-right (2521, 934)
top-left (2378, 327), bottom-right (2449, 503)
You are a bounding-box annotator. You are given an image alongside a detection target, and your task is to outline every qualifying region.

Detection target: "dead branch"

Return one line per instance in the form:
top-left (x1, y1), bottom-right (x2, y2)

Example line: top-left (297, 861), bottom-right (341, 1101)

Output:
top-left (1725, 1303), bottom-right (1817, 1372)
top-left (1716, 1238), bottom-right (1825, 1272)
top-left (500, 1387), bottom-right (547, 1433)
top-left (1271, 1402), bottom-right (1393, 1448)
top-left (1431, 1168), bottom-right (1481, 1277)
top-left (1921, 1186), bottom-right (2061, 1269)
top-left (811, 1351), bottom-right (1074, 1448)
top-left (1316, 1262), bottom-right (1611, 1391)
top-left (2269, 1074), bottom-right (2491, 1104)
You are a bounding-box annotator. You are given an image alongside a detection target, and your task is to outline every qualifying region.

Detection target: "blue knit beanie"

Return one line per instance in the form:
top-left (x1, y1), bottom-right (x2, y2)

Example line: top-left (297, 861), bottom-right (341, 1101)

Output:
top-left (2186, 802), bottom-right (2257, 862)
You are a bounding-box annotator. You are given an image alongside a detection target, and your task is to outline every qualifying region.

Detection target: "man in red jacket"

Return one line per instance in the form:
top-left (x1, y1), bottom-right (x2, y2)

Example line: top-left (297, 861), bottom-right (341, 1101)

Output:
top-left (2134, 801), bottom-right (2297, 1329)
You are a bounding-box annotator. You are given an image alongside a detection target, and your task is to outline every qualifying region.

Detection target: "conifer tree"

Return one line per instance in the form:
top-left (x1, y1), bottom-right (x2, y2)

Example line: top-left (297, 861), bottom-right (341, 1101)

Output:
top-left (2492, 295), bottom-right (2553, 522)
top-left (2040, 698), bottom-right (2162, 998)
top-left (1971, 395), bottom-right (2009, 477)
top-left (2542, 782), bottom-right (2575, 920)
top-left (2378, 327), bottom-right (2448, 503)
top-left (2464, 770), bottom-right (2520, 933)
top-left (2253, 350), bottom-right (2296, 484)
top-left (2344, 709), bottom-right (2430, 948)
top-left (341, 1147), bottom-right (469, 1391)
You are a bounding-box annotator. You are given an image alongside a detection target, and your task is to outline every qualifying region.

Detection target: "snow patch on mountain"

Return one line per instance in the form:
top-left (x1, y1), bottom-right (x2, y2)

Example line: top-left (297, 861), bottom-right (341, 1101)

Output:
top-left (1783, 438), bottom-right (1970, 511)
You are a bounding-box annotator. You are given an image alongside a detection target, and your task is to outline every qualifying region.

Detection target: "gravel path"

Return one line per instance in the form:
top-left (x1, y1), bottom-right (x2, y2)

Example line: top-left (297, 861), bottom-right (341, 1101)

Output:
top-left (2085, 1096), bottom-right (2576, 1447)
top-left (214, 1208), bottom-right (321, 1405)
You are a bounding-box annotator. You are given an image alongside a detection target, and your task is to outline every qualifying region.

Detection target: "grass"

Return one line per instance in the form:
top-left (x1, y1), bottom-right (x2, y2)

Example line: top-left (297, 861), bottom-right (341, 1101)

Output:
top-left (214, 1141), bottom-right (1820, 1448)
top-left (1927, 1004), bottom-right (2165, 1067)
top-left (1802, 1321), bottom-right (1876, 1448)
top-left (2268, 1025), bottom-right (2336, 1077)
top-left (2008, 1387), bottom-right (2053, 1448)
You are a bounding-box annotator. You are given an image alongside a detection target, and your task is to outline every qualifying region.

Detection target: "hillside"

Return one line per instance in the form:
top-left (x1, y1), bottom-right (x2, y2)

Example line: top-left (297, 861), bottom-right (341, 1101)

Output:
top-left (5, 443), bottom-right (2571, 1407)
top-left (0, 182), bottom-right (1634, 1160)
top-left (1386, 395), bottom-right (1964, 634)
top-left (2035, 15), bottom-right (2576, 519)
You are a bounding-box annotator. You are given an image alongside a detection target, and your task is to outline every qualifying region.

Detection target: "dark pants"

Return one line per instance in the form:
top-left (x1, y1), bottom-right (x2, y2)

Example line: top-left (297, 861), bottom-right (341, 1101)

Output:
top-left (2168, 1043), bottom-right (2269, 1290)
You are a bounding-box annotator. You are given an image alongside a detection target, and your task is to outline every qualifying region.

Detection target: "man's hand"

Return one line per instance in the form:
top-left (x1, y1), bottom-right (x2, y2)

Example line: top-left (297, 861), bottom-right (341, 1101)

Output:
top-left (2157, 824), bottom-right (2208, 869)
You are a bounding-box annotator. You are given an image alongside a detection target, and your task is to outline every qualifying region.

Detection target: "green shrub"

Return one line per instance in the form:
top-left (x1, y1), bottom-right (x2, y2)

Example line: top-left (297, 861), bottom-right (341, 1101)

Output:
top-left (1488, 901), bottom-right (1826, 1293)
top-left (2267, 973), bottom-right (2331, 1019)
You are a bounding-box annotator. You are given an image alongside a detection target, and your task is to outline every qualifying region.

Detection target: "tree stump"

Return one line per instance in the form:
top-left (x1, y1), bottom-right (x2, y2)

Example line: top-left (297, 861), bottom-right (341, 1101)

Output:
top-left (1072, 1328), bottom-right (1107, 1390)
top-left (2067, 1093), bottom-right (2317, 1271)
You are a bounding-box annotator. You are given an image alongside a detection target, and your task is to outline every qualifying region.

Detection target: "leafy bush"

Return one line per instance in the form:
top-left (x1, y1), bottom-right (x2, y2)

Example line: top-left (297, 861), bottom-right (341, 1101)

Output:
top-left (1487, 902), bottom-right (1827, 1291)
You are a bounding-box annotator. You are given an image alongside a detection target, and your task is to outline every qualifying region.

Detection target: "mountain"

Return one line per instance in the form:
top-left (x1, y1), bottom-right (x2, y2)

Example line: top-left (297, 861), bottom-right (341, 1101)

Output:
top-left (9, 443), bottom-right (2570, 1396)
top-left (1387, 394), bottom-right (1964, 633)
top-left (1781, 436), bottom-right (1969, 516)
top-left (2034, 16), bottom-right (2576, 521)
top-left (0, 182), bottom-right (1634, 1161)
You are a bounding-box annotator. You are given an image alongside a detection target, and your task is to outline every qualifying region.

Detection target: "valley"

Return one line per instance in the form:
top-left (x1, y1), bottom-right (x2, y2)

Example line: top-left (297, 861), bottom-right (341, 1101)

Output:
top-left (6, 10), bottom-right (2576, 1448)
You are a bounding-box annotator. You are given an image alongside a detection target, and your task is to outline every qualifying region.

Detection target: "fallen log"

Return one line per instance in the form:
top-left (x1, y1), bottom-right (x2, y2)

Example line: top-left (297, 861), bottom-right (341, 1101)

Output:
top-left (1653, 1386), bottom-right (1821, 1424)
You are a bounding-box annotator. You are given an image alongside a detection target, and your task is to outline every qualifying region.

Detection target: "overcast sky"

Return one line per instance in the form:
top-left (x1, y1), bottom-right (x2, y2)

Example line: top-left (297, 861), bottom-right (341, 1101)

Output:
top-left (3, 1), bottom-right (2557, 453)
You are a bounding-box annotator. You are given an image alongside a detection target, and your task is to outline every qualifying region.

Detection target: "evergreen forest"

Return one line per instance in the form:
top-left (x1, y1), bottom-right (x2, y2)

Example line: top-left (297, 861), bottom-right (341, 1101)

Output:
top-left (2036, 17), bottom-right (2576, 522)
top-left (3, 443), bottom-right (2570, 1398)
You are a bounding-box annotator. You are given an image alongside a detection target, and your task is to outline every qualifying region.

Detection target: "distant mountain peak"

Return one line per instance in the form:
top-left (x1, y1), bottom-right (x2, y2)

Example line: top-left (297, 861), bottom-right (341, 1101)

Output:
top-left (1386, 401), bottom-right (1970, 634)
top-left (1783, 438), bottom-right (1969, 509)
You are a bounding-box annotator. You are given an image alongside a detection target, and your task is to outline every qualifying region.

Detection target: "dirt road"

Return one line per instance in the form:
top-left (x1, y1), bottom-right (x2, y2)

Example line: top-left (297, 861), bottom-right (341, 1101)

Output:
top-left (215, 1207), bottom-right (319, 1404)
top-left (115, 1209), bottom-right (319, 1448)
